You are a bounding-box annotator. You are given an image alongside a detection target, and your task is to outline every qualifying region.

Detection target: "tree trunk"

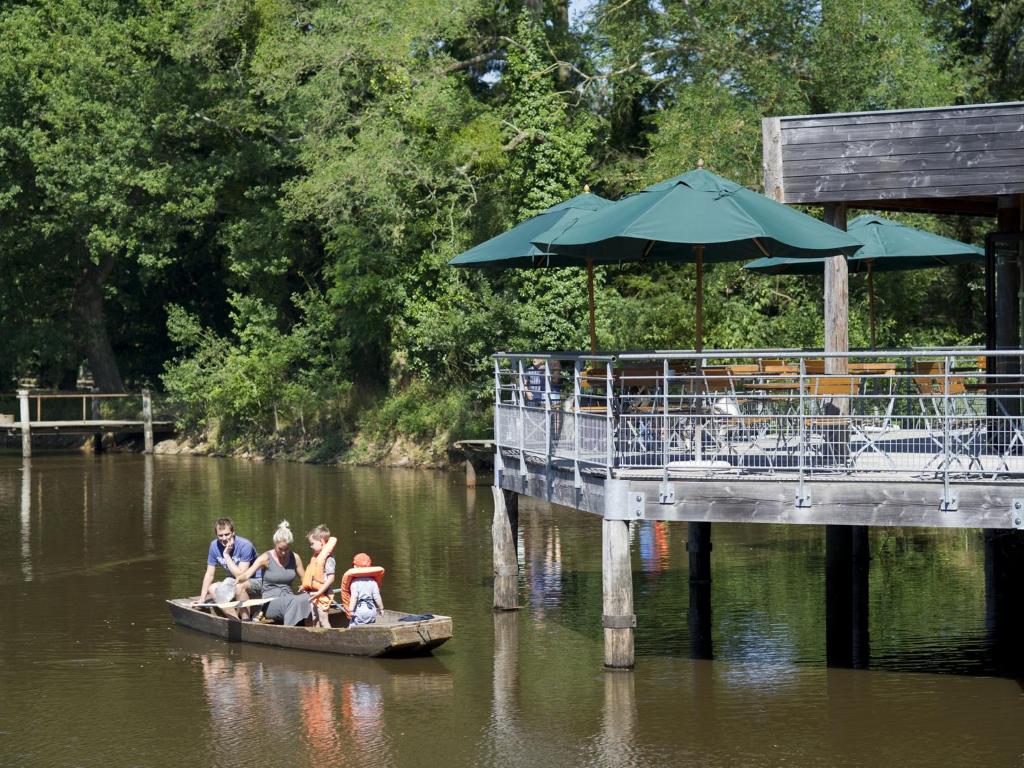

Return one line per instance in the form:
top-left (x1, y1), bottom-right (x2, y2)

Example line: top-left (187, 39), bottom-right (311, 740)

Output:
top-left (73, 254), bottom-right (125, 393)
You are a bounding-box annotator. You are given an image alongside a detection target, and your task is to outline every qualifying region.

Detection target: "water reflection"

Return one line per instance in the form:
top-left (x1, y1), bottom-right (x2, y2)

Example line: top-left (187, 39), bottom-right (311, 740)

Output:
top-left (489, 610), bottom-right (524, 762)
top-left (595, 672), bottom-right (639, 768)
top-left (527, 515), bottom-right (562, 616)
top-left (20, 458), bottom-right (31, 581)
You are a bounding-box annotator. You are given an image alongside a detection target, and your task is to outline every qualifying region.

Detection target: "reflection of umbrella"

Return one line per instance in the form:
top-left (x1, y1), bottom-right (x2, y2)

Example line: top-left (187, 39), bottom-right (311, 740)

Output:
top-left (533, 166), bottom-right (863, 351)
top-left (744, 215), bottom-right (984, 348)
top-left (449, 191), bottom-right (611, 352)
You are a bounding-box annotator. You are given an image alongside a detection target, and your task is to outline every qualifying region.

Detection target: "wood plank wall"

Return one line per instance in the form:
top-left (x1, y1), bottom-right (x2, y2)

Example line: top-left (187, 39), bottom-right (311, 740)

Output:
top-left (762, 102), bottom-right (1024, 209)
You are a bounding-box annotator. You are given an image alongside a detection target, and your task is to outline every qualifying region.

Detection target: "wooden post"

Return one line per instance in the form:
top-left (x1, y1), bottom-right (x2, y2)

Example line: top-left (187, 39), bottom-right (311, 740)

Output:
top-left (823, 202), bottom-right (849, 377)
top-left (602, 519), bottom-right (634, 669)
top-left (694, 245), bottom-right (704, 353)
top-left (687, 521), bottom-right (713, 659)
top-left (142, 389), bottom-right (154, 454)
top-left (867, 264), bottom-right (876, 350)
top-left (761, 117), bottom-right (784, 201)
top-left (587, 260), bottom-right (597, 354)
top-left (465, 459), bottom-right (477, 487)
top-left (18, 389), bottom-right (30, 458)
top-left (825, 525), bottom-right (854, 667)
top-left (851, 525), bottom-right (870, 669)
top-left (492, 486), bottom-right (519, 610)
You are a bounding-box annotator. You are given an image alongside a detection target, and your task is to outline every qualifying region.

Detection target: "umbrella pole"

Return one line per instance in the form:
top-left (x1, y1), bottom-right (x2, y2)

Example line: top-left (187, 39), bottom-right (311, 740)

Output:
top-left (587, 259), bottom-right (597, 354)
top-left (867, 263), bottom-right (876, 350)
top-left (695, 245), bottom-right (704, 354)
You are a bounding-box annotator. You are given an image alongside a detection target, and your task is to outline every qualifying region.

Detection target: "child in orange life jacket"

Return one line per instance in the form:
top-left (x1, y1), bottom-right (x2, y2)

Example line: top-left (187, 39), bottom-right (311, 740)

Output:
top-left (300, 525), bottom-right (337, 628)
top-left (344, 552), bottom-right (385, 626)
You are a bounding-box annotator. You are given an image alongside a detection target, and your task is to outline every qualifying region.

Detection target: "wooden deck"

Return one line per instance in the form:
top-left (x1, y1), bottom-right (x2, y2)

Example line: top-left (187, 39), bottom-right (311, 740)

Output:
top-left (495, 450), bottom-right (1023, 530)
top-left (2, 420), bottom-right (174, 435)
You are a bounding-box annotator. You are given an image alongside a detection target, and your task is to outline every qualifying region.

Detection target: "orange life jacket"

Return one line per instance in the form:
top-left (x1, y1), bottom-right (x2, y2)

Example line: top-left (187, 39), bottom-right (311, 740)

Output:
top-left (340, 566), bottom-right (385, 619)
top-left (300, 536), bottom-right (337, 610)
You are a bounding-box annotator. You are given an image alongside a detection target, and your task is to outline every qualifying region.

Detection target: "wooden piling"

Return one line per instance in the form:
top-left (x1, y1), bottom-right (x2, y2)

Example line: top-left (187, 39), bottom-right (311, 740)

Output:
top-left (18, 389), bottom-right (30, 458)
top-left (492, 486), bottom-right (519, 610)
top-left (142, 389), bottom-right (154, 454)
top-left (686, 521), bottom-right (713, 659)
top-left (465, 459), bottom-right (477, 487)
top-left (602, 519), bottom-right (634, 669)
top-left (825, 525), bottom-right (854, 667)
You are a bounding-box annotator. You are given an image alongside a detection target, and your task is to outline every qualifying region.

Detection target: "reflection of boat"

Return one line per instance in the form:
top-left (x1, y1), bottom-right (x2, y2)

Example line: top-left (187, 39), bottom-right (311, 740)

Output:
top-left (167, 599), bottom-right (452, 657)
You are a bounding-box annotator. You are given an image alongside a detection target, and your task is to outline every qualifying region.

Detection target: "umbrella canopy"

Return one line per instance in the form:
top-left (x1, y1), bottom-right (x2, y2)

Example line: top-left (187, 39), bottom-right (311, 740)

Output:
top-left (532, 168), bottom-right (863, 265)
top-left (744, 215), bottom-right (984, 348)
top-left (449, 192), bottom-right (611, 267)
top-left (531, 167), bottom-right (863, 351)
top-left (743, 215), bottom-right (984, 275)
top-left (449, 191), bottom-right (612, 352)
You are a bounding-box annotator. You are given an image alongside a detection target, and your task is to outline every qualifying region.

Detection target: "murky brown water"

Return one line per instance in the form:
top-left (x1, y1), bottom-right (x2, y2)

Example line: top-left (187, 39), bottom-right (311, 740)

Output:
top-left (0, 454), bottom-right (1021, 767)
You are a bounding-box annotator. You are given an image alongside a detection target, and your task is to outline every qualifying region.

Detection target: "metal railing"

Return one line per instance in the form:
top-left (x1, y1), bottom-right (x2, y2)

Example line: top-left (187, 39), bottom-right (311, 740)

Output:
top-left (493, 349), bottom-right (1024, 485)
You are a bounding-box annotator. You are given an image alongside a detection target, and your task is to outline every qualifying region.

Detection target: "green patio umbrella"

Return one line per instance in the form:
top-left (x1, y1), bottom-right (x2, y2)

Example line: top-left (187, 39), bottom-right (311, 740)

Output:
top-left (532, 165), bottom-right (863, 351)
top-left (744, 215), bottom-right (984, 348)
top-left (450, 191), bottom-right (612, 352)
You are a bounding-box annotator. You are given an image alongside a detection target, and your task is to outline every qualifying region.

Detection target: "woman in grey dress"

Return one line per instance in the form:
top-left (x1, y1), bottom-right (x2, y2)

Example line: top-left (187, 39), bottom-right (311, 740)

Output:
top-left (236, 521), bottom-right (311, 626)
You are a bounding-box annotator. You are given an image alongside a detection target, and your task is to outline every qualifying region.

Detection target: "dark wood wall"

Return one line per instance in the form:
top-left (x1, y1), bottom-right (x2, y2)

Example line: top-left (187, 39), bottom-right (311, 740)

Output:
top-left (763, 102), bottom-right (1024, 215)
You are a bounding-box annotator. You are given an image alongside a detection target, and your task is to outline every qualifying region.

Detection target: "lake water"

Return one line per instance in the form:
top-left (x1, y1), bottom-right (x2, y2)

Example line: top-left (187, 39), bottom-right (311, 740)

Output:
top-left (0, 454), bottom-right (1021, 767)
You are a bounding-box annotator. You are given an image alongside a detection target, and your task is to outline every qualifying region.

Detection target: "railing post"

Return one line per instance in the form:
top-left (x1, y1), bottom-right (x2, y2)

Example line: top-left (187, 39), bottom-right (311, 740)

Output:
top-left (606, 361), bottom-right (614, 472)
top-left (661, 358), bottom-right (669, 472)
top-left (517, 359), bottom-right (527, 474)
top-left (35, 396), bottom-right (41, 423)
top-left (942, 356), bottom-right (952, 492)
top-left (573, 359), bottom-right (582, 487)
top-left (18, 389), bottom-right (30, 458)
top-left (798, 358), bottom-right (806, 493)
top-left (543, 359), bottom-right (551, 464)
top-left (142, 389), bottom-right (154, 454)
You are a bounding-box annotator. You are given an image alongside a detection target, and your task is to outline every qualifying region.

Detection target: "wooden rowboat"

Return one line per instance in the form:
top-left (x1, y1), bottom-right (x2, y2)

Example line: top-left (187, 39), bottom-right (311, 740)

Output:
top-left (167, 598), bottom-right (452, 657)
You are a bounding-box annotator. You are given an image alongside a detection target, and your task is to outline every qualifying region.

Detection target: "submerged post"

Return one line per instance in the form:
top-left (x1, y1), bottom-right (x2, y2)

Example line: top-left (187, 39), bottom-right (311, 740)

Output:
top-left (602, 519), bottom-right (635, 669)
top-left (142, 389), bottom-right (154, 454)
top-left (492, 487), bottom-right (519, 610)
top-left (18, 389), bottom-right (30, 458)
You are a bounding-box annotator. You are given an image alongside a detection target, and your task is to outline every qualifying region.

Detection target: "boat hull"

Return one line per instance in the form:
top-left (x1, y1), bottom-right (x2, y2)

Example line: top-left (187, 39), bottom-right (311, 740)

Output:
top-left (167, 599), bottom-right (452, 657)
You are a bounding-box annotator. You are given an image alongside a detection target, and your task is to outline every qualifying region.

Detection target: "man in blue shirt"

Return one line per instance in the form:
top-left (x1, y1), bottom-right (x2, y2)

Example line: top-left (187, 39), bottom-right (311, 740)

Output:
top-left (198, 517), bottom-right (258, 619)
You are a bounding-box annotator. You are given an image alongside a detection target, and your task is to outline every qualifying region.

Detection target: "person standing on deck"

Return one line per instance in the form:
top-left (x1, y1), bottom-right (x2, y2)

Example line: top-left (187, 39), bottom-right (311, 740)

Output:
top-left (198, 517), bottom-right (258, 619)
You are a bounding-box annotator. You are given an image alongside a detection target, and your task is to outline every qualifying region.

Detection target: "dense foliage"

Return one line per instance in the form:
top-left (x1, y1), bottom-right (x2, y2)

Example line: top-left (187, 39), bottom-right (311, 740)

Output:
top-left (0, 0), bottom-right (1014, 458)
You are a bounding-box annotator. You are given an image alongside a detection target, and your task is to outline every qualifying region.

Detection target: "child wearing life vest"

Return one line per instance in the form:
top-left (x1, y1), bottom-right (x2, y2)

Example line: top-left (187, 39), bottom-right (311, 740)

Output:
top-left (342, 553), bottom-right (385, 626)
top-left (300, 524), bottom-right (337, 628)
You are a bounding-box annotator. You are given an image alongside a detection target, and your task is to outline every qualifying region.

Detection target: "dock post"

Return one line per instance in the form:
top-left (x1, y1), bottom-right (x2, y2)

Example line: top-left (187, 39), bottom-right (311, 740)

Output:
top-left (851, 525), bottom-right (870, 668)
top-left (825, 525), bottom-right (854, 667)
top-left (17, 389), bottom-right (30, 458)
top-left (465, 459), bottom-right (477, 487)
top-left (687, 521), bottom-right (713, 659)
top-left (492, 487), bottom-right (519, 610)
top-left (142, 389), bottom-right (154, 454)
top-left (602, 518), bottom-right (635, 669)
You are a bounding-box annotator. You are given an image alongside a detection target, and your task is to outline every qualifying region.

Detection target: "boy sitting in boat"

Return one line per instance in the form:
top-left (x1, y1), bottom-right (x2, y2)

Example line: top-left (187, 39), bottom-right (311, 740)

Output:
top-left (198, 517), bottom-right (258, 620)
top-left (342, 553), bottom-right (385, 625)
top-left (300, 524), bottom-right (337, 628)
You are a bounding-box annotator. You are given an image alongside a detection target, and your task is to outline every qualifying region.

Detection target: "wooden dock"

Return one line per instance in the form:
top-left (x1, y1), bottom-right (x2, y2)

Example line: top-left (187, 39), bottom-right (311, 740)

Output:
top-left (2, 390), bottom-right (174, 456)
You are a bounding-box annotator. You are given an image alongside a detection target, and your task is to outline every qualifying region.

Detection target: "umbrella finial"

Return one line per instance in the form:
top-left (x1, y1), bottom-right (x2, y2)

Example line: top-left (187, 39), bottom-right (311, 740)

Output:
top-left (696, 158), bottom-right (705, 168)
top-left (583, 183), bottom-right (590, 193)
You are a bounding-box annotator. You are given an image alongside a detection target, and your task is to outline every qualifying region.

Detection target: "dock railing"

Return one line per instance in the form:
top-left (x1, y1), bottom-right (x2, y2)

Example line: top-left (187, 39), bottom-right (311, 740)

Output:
top-left (494, 349), bottom-right (1024, 489)
top-left (2, 389), bottom-right (164, 456)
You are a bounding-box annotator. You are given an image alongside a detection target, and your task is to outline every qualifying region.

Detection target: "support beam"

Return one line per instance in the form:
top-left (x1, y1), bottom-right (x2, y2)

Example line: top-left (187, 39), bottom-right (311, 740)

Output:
top-left (984, 529), bottom-right (1024, 677)
top-left (687, 521), bottom-right (713, 659)
top-left (602, 519), bottom-right (634, 669)
top-left (823, 202), bottom-right (849, 377)
top-left (825, 525), bottom-right (854, 667)
top-left (851, 525), bottom-right (870, 669)
top-left (492, 487), bottom-right (519, 610)
top-left (18, 389), bottom-right (30, 458)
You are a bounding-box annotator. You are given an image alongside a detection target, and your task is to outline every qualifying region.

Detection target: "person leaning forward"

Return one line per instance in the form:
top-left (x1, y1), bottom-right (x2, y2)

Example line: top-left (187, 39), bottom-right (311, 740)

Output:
top-left (198, 517), bottom-right (258, 620)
